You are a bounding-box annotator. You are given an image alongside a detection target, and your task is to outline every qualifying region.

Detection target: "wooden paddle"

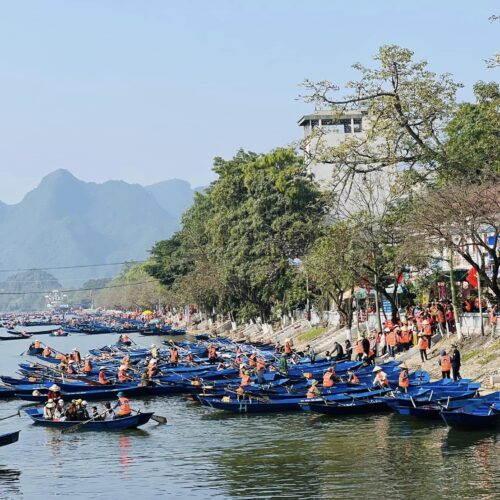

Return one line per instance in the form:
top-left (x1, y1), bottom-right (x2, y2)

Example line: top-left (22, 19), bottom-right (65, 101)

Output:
top-left (132, 409), bottom-right (167, 425)
top-left (0, 411), bottom-right (20, 421)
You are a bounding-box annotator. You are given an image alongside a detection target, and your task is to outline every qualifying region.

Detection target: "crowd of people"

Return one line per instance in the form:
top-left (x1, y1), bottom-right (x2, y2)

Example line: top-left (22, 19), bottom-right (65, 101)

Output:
top-left (39, 385), bottom-right (133, 422)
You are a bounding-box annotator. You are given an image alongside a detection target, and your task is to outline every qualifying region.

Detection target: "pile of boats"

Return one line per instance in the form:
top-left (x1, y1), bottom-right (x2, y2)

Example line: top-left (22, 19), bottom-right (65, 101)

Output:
top-left (0, 335), bottom-right (497, 432)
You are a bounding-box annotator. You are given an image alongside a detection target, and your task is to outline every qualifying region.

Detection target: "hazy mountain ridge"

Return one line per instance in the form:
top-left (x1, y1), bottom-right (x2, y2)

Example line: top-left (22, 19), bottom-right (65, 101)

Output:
top-left (0, 170), bottom-right (197, 285)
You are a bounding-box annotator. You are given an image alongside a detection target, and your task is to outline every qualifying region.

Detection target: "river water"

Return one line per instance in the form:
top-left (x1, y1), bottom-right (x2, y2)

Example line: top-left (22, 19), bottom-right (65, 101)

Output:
top-left (0, 332), bottom-right (498, 499)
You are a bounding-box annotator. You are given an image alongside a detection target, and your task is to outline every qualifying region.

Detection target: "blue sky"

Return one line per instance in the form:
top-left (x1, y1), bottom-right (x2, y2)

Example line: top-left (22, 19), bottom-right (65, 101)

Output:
top-left (0, 0), bottom-right (497, 203)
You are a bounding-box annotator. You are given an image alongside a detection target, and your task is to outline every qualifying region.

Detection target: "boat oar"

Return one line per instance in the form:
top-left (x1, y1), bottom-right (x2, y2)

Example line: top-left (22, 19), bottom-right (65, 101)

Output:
top-left (132, 409), bottom-right (167, 425)
top-left (0, 411), bottom-right (20, 421)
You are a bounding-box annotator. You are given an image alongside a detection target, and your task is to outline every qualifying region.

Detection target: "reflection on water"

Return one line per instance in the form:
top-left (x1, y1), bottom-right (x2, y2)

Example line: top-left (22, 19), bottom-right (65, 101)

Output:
top-left (0, 466), bottom-right (21, 499)
top-left (0, 333), bottom-right (498, 499)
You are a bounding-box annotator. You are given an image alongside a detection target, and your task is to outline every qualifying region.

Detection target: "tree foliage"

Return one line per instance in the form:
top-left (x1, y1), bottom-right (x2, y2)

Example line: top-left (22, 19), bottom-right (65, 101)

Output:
top-left (147, 148), bottom-right (328, 321)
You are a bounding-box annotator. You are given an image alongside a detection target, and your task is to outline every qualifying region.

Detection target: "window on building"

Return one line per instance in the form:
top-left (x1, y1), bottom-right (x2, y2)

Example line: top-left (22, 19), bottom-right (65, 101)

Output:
top-left (353, 118), bottom-right (362, 132)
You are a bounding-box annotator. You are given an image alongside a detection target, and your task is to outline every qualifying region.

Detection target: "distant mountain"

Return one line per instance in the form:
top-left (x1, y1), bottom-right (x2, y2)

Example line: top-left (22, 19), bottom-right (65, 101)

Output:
top-left (0, 170), bottom-right (198, 287)
top-left (0, 270), bottom-right (62, 311)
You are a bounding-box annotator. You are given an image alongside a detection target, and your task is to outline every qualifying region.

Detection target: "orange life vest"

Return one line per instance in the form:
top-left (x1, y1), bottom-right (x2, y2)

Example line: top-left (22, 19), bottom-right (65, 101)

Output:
top-left (83, 359), bottom-right (92, 373)
top-left (307, 386), bottom-right (320, 399)
top-left (348, 372), bottom-right (360, 384)
top-left (208, 347), bottom-right (216, 359)
top-left (386, 332), bottom-right (397, 347)
top-left (123, 335), bottom-right (130, 342)
top-left (399, 330), bottom-right (410, 343)
top-left (399, 371), bottom-right (409, 389)
top-left (241, 373), bottom-right (251, 387)
top-left (284, 343), bottom-right (292, 354)
top-left (356, 340), bottom-right (364, 354)
top-left (118, 369), bottom-right (128, 382)
top-left (323, 372), bottom-right (334, 388)
top-left (440, 354), bottom-right (451, 371)
top-left (117, 397), bottom-right (131, 416)
top-left (99, 371), bottom-right (109, 384)
top-left (418, 337), bottom-right (428, 350)
top-left (170, 350), bottom-right (179, 363)
top-left (424, 325), bottom-right (432, 337)
top-left (249, 356), bottom-right (257, 368)
top-left (256, 360), bottom-right (266, 372)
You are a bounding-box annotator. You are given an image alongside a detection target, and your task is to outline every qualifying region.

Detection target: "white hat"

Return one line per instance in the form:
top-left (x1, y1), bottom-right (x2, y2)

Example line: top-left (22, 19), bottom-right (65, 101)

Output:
top-left (73, 348), bottom-right (78, 351)
top-left (57, 399), bottom-right (65, 406)
top-left (151, 344), bottom-right (156, 348)
top-left (49, 384), bottom-right (61, 391)
top-left (372, 366), bottom-right (382, 372)
top-left (81, 400), bottom-right (87, 407)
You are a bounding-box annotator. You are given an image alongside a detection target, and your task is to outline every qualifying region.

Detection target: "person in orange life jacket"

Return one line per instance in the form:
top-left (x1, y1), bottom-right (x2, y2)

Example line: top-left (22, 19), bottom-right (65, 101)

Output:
top-left (322, 367), bottom-right (335, 388)
top-left (422, 319), bottom-right (433, 349)
top-left (114, 392), bottom-right (132, 419)
top-left (355, 337), bottom-right (365, 361)
top-left (240, 369), bottom-right (252, 390)
top-left (307, 379), bottom-right (321, 399)
top-left (347, 367), bottom-right (360, 384)
top-left (284, 341), bottom-right (293, 357)
top-left (399, 326), bottom-right (411, 351)
top-left (170, 347), bottom-right (179, 367)
top-left (418, 333), bottom-right (428, 362)
top-left (398, 366), bottom-right (410, 392)
top-left (98, 367), bottom-right (110, 385)
top-left (256, 358), bottom-right (266, 384)
top-left (438, 350), bottom-right (452, 379)
top-left (386, 328), bottom-right (397, 358)
top-left (82, 356), bottom-right (93, 374)
top-left (372, 366), bottom-right (389, 388)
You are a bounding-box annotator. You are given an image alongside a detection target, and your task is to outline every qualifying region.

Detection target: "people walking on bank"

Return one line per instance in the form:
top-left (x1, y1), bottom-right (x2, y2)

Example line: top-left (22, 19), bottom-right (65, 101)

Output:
top-left (418, 333), bottom-right (428, 362)
top-left (451, 344), bottom-right (462, 381)
top-left (438, 350), bottom-right (451, 379)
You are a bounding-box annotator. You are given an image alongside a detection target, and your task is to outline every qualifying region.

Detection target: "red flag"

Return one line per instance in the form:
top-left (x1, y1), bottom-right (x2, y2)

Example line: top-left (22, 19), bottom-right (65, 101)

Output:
top-left (466, 268), bottom-right (478, 288)
top-left (397, 272), bottom-right (404, 284)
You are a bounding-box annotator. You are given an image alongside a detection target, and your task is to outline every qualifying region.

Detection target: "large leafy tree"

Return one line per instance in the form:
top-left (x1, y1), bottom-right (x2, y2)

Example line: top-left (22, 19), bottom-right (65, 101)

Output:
top-left (301, 45), bottom-right (461, 190)
top-left (147, 148), bottom-right (328, 322)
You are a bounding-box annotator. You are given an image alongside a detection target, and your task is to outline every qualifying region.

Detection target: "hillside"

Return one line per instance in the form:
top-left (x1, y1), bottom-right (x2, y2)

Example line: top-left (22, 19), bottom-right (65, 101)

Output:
top-left (0, 270), bottom-right (62, 311)
top-left (0, 170), bottom-right (198, 285)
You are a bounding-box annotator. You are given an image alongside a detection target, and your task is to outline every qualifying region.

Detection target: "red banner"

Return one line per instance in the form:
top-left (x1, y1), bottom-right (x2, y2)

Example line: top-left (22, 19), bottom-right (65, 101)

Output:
top-left (466, 267), bottom-right (478, 289)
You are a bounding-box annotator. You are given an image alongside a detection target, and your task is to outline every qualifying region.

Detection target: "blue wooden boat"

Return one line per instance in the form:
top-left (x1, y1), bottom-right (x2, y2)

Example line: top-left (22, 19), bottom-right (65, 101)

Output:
top-left (440, 403), bottom-right (500, 429)
top-left (300, 398), bottom-right (388, 415)
top-left (0, 386), bottom-right (17, 399)
top-left (0, 430), bottom-right (20, 447)
top-left (25, 408), bottom-right (154, 430)
top-left (197, 395), bottom-right (311, 413)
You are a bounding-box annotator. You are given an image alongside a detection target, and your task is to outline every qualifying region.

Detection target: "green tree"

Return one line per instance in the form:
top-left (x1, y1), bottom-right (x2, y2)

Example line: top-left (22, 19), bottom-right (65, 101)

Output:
top-left (147, 148), bottom-right (328, 322)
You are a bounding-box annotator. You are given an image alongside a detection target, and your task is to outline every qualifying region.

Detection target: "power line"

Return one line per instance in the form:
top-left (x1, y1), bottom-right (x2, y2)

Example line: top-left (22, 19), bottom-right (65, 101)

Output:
top-left (0, 280), bottom-right (157, 295)
top-left (0, 260), bottom-right (145, 274)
